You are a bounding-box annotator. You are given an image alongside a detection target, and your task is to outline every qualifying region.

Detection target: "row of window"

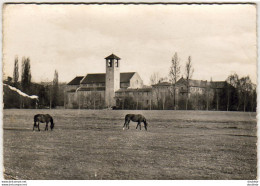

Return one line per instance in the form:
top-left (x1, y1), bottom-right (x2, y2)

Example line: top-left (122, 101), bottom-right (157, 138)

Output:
top-left (179, 87), bottom-right (203, 92)
top-left (85, 83), bottom-right (105, 87)
top-left (116, 91), bottom-right (150, 96)
top-left (107, 59), bottom-right (119, 67)
top-left (190, 87), bottom-right (203, 92)
top-left (84, 83), bottom-right (130, 88)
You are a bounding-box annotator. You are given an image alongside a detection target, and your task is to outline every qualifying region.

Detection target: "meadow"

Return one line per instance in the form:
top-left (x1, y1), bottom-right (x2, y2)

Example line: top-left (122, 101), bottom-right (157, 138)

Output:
top-left (3, 109), bottom-right (257, 180)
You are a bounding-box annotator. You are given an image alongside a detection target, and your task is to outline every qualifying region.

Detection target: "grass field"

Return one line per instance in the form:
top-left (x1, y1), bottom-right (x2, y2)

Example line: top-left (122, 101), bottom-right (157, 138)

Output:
top-left (3, 109), bottom-right (257, 180)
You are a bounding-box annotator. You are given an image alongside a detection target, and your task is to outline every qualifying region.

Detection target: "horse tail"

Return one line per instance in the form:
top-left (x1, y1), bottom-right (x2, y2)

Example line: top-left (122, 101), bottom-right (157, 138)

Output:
top-left (49, 116), bottom-right (55, 130)
top-left (34, 115), bottom-right (38, 124)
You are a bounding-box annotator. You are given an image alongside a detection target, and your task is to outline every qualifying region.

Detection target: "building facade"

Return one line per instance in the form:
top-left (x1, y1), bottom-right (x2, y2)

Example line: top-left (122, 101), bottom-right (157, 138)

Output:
top-left (64, 54), bottom-right (143, 109)
top-left (65, 54), bottom-right (231, 110)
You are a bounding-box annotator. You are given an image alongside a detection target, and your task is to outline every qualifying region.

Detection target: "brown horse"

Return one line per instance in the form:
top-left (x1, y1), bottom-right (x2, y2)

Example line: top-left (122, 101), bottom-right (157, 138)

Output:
top-left (33, 114), bottom-right (55, 131)
top-left (123, 114), bottom-right (148, 131)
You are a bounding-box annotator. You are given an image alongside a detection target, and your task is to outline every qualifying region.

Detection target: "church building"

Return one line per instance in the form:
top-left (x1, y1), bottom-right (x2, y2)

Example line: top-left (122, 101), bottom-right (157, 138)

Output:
top-left (65, 53), bottom-right (231, 110)
top-left (64, 54), bottom-right (144, 109)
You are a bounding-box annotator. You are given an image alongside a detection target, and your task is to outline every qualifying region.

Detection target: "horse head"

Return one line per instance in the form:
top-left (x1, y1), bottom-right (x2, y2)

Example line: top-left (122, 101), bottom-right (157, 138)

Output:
top-left (144, 118), bottom-right (148, 125)
top-left (50, 122), bottom-right (54, 130)
top-left (50, 118), bottom-right (55, 130)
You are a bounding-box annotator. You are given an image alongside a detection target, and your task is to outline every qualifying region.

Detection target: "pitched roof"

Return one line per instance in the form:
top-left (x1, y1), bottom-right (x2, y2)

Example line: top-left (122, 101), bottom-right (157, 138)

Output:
top-left (176, 77), bottom-right (228, 88)
top-left (81, 73), bottom-right (106, 84)
top-left (152, 82), bottom-right (171, 87)
top-left (80, 72), bottom-right (136, 84)
top-left (120, 72), bottom-right (135, 83)
top-left (189, 79), bottom-right (208, 88)
top-left (210, 81), bottom-right (228, 89)
top-left (176, 77), bottom-right (208, 88)
top-left (105, 53), bottom-right (121, 60)
top-left (67, 76), bottom-right (84, 85)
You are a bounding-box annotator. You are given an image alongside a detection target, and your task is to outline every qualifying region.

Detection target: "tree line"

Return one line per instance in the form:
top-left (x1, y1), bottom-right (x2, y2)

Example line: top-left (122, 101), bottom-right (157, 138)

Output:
top-left (4, 56), bottom-right (63, 109)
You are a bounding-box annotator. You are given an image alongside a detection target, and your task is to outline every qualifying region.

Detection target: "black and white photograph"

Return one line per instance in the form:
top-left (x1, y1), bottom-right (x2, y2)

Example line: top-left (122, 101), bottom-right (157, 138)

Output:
top-left (2, 3), bottom-right (257, 181)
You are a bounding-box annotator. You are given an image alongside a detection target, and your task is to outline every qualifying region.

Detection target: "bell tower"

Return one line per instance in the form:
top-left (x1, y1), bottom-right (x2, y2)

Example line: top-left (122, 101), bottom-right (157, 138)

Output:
top-left (105, 53), bottom-right (121, 107)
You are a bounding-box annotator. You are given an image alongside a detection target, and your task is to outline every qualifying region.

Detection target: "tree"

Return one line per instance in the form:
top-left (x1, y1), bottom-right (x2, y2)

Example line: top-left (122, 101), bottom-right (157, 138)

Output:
top-left (150, 72), bottom-right (160, 85)
top-left (184, 56), bottom-right (194, 110)
top-left (150, 72), bottom-right (162, 109)
top-left (152, 85), bottom-right (161, 109)
top-left (21, 57), bottom-right (31, 94)
top-left (169, 52), bottom-right (181, 110)
top-left (240, 76), bottom-right (252, 112)
top-left (52, 70), bottom-right (59, 108)
top-left (13, 56), bottom-right (19, 88)
top-left (226, 73), bottom-right (239, 111)
top-left (250, 84), bottom-right (257, 112)
top-left (21, 57), bottom-right (31, 108)
top-left (38, 85), bottom-right (48, 107)
top-left (226, 73), bottom-right (255, 112)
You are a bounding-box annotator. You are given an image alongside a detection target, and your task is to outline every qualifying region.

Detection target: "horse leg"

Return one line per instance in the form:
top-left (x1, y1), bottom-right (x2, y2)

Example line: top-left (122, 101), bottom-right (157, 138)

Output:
top-left (38, 122), bottom-right (40, 131)
top-left (144, 122), bottom-right (147, 131)
top-left (136, 121), bottom-right (141, 130)
top-left (45, 122), bottom-right (48, 131)
top-left (127, 120), bottom-right (130, 129)
top-left (123, 120), bottom-right (127, 130)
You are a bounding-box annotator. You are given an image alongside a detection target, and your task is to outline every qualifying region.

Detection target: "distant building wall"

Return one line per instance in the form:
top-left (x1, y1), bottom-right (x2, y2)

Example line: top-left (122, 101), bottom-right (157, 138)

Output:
top-left (82, 83), bottom-right (105, 88)
top-left (115, 88), bottom-right (152, 110)
top-left (64, 85), bottom-right (80, 92)
top-left (65, 90), bottom-right (105, 109)
top-left (152, 84), bottom-right (172, 109)
top-left (65, 92), bottom-right (78, 109)
top-left (78, 90), bottom-right (105, 109)
top-left (129, 73), bottom-right (143, 88)
top-left (120, 82), bottom-right (130, 89)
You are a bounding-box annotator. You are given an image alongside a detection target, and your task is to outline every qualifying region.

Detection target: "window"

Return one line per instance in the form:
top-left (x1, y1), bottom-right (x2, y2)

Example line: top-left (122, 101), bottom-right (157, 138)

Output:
top-left (108, 59), bottom-right (112, 67)
top-left (115, 60), bottom-right (119, 67)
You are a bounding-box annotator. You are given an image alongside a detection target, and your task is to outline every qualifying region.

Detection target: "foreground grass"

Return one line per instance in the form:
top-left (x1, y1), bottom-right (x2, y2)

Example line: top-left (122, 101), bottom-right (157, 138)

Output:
top-left (3, 109), bottom-right (257, 180)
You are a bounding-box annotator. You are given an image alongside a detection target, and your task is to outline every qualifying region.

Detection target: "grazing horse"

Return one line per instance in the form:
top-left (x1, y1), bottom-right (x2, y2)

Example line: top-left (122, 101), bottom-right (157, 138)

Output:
top-left (123, 114), bottom-right (148, 131)
top-left (33, 114), bottom-right (55, 131)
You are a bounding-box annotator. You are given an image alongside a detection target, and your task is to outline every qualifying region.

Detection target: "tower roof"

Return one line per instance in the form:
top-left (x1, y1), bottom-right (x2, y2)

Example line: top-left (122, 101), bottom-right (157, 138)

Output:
top-left (105, 53), bottom-right (121, 60)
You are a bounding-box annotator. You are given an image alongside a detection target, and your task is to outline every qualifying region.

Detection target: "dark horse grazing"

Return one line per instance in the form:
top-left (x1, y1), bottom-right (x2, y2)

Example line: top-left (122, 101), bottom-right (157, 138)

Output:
top-left (123, 114), bottom-right (148, 131)
top-left (33, 114), bottom-right (55, 131)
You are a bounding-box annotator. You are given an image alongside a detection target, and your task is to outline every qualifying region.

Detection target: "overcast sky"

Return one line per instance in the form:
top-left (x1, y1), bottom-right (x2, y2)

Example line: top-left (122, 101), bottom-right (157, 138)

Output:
top-left (3, 4), bottom-right (257, 85)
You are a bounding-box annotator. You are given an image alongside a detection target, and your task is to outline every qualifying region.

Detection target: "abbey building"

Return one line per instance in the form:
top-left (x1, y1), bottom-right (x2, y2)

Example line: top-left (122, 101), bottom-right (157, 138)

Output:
top-left (65, 54), bottom-right (231, 110)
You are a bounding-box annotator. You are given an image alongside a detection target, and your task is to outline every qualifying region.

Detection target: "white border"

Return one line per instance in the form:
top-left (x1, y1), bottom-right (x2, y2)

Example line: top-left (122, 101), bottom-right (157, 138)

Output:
top-left (0, 1), bottom-right (258, 185)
